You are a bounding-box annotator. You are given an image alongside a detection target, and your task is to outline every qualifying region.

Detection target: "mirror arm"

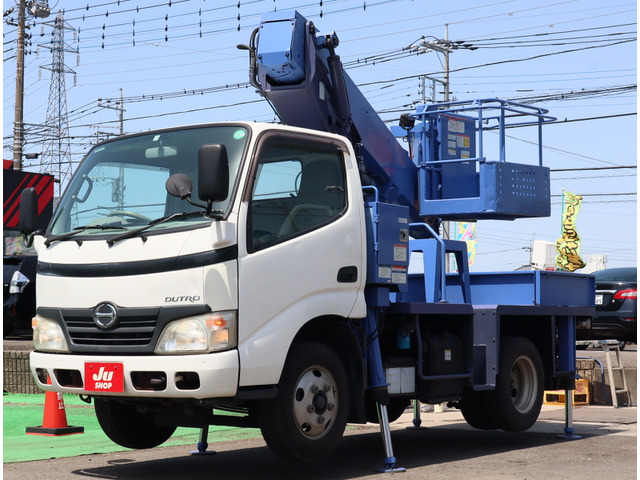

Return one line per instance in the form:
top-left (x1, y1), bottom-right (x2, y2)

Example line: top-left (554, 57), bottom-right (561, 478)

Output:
top-left (23, 233), bottom-right (34, 248)
top-left (185, 196), bottom-right (208, 211)
top-left (22, 230), bottom-right (42, 248)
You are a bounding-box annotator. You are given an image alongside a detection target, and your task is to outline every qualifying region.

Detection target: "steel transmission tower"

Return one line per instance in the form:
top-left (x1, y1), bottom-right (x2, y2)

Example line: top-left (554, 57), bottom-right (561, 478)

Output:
top-left (39, 11), bottom-right (77, 197)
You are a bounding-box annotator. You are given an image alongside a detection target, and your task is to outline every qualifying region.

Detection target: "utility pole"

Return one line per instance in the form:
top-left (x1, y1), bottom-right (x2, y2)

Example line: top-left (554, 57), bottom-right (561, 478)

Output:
top-left (405, 26), bottom-right (477, 267)
top-left (98, 88), bottom-right (126, 135)
top-left (418, 75), bottom-right (444, 104)
top-left (119, 89), bottom-right (124, 134)
top-left (406, 27), bottom-right (476, 103)
top-left (442, 25), bottom-right (451, 251)
top-left (443, 24), bottom-right (450, 102)
top-left (12, 0), bottom-right (26, 170)
top-left (9, 0), bottom-right (50, 170)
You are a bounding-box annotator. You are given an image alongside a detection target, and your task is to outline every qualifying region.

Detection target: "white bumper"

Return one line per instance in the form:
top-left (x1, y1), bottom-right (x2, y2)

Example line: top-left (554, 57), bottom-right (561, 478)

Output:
top-left (30, 350), bottom-right (240, 399)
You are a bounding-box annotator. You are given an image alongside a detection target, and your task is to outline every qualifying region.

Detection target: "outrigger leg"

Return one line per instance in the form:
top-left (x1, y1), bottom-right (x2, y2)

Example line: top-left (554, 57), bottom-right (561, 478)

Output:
top-left (556, 316), bottom-right (581, 440)
top-left (365, 303), bottom-right (406, 473)
top-left (558, 388), bottom-right (582, 440)
top-left (407, 399), bottom-right (423, 429)
top-left (375, 401), bottom-right (406, 473)
top-left (189, 426), bottom-right (217, 455)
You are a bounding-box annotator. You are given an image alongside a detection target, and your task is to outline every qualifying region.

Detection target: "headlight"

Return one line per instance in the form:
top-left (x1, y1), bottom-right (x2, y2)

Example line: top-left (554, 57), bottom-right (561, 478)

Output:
top-left (155, 310), bottom-right (237, 354)
top-left (9, 271), bottom-right (30, 294)
top-left (32, 315), bottom-right (70, 352)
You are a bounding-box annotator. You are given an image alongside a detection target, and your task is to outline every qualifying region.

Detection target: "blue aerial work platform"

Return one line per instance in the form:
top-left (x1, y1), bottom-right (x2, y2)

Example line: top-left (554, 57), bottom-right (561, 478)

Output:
top-left (408, 98), bottom-right (556, 220)
top-left (246, 10), bottom-right (592, 471)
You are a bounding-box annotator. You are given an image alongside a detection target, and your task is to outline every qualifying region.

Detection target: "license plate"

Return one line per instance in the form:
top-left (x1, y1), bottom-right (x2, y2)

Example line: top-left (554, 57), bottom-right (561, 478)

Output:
top-left (595, 294), bottom-right (604, 306)
top-left (84, 362), bottom-right (124, 393)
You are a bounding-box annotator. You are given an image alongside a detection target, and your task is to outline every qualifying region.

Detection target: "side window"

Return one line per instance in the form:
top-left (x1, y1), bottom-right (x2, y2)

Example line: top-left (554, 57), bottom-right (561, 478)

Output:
top-left (249, 140), bottom-right (346, 251)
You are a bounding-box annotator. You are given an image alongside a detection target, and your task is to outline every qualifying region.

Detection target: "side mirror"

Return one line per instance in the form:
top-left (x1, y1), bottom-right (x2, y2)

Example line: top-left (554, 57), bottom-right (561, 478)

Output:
top-left (19, 187), bottom-right (39, 247)
top-left (19, 187), bottom-right (39, 236)
top-left (198, 144), bottom-right (229, 204)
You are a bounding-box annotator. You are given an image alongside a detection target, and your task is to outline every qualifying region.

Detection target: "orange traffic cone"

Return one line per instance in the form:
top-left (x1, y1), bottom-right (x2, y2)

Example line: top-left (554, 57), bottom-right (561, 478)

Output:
top-left (26, 378), bottom-right (84, 436)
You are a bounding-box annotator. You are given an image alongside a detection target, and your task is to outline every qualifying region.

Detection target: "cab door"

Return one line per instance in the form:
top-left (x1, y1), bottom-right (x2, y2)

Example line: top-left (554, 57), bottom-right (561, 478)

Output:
top-left (237, 132), bottom-right (365, 387)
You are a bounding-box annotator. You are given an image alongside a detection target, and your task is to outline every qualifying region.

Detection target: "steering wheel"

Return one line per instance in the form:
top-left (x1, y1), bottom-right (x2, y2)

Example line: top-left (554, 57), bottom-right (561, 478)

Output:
top-left (105, 210), bottom-right (152, 223)
top-left (279, 204), bottom-right (334, 236)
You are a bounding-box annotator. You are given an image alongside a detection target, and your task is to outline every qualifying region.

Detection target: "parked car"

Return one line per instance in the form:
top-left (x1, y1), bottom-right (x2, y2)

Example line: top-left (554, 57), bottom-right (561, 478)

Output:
top-left (3, 232), bottom-right (38, 336)
top-left (577, 267), bottom-right (637, 349)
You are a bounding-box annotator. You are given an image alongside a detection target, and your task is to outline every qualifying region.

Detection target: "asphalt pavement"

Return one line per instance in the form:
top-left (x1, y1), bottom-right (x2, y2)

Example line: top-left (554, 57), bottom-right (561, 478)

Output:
top-left (3, 403), bottom-right (636, 480)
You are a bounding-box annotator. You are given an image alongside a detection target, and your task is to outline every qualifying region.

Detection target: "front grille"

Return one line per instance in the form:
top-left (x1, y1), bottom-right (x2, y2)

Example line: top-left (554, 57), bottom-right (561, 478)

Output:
top-left (63, 310), bottom-right (159, 347)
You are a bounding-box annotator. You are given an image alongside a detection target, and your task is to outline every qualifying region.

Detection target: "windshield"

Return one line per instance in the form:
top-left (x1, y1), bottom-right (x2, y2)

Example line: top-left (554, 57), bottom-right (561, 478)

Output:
top-left (49, 125), bottom-right (249, 237)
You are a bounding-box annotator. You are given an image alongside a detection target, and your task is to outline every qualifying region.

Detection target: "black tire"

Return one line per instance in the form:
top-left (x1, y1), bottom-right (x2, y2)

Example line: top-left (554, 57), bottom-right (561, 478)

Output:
top-left (618, 341), bottom-right (627, 350)
top-left (460, 388), bottom-right (497, 430)
top-left (257, 341), bottom-right (349, 462)
top-left (484, 337), bottom-right (544, 432)
top-left (94, 398), bottom-right (176, 449)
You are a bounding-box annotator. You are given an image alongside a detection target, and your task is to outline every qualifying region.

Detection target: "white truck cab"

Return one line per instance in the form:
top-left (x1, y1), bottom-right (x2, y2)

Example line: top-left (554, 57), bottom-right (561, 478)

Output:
top-left (30, 122), bottom-right (367, 401)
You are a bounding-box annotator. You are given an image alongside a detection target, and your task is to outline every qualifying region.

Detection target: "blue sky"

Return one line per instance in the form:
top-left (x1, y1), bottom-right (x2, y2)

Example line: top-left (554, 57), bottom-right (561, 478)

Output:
top-left (3, 0), bottom-right (637, 271)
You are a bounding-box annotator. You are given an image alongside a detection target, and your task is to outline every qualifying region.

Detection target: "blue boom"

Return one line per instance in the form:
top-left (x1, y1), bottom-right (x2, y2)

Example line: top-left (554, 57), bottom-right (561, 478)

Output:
top-left (248, 10), bottom-right (557, 222)
top-left (249, 10), bottom-right (420, 219)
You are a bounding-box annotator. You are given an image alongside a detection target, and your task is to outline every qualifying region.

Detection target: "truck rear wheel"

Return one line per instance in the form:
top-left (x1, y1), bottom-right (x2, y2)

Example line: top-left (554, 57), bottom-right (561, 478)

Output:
top-left (257, 341), bottom-right (349, 462)
top-left (460, 388), bottom-right (497, 430)
top-left (486, 337), bottom-right (544, 431)
top-left (94, 398), bottom-right (176, 449)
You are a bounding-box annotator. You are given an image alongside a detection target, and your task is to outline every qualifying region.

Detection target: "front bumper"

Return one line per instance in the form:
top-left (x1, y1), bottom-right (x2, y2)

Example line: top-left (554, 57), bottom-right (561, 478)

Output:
top-left (576, 315), bottom-right (637, 342)
top-left (30, 349), bottom-right (240, 399)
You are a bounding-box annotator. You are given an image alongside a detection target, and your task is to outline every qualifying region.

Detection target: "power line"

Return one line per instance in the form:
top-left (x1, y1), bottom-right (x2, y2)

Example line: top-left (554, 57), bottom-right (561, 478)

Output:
top-left (354, 38), bottom-right (636, 81)
top-left (551, 165), bottom-right (637, 172)
top-left (551, 192), bottom-right (636, 197)
top-left (553, 173), bottom-right (635, 181)
top-left (550, 112), bottom-right (636, 124)
top-left (63, 0), bottom-right (400, 50)
top-left (464, 22), bottom-right (637, 42)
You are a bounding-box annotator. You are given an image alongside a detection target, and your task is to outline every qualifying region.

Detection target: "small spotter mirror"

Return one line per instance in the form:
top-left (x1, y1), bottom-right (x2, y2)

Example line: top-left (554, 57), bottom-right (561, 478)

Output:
top-left (166, 173), bottom-right (194, 199)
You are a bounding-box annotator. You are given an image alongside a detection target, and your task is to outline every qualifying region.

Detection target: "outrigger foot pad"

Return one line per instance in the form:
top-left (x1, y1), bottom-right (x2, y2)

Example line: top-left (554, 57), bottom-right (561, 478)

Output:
top-left (557, 427), bottom-right (582, 440)
top-left (189, 428), bottom-right (217, 455)
top-left (406, 400), bottom-right (425, 429)
top-left (375, 457), bottom-right (406, 473)
top-left (189, 441), bottom-right (217, 455)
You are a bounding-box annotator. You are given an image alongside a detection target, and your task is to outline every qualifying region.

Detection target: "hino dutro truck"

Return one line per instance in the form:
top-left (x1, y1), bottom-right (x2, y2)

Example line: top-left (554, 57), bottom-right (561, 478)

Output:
top-left (20, 10), bottom-right (594, 471)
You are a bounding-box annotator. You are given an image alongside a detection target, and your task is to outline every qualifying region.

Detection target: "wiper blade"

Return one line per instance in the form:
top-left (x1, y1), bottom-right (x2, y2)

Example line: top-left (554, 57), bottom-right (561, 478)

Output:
top-left (106, 211), bottom-right (212, 246)
top-left (45, 225), bottom-right (125, 247)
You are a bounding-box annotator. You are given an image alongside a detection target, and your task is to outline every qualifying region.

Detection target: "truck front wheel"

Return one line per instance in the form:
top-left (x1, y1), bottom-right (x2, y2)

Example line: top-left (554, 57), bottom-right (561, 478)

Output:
top-left (94, 398), bottom-right (176, 449)
top-left (257, 341), bottom-right (349, 462)
top-left (486, 336), bottom-right (544, 431)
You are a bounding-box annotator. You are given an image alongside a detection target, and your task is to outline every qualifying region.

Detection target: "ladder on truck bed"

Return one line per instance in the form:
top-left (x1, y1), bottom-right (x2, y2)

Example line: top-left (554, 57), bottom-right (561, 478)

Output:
top-left (601, 341), bottom-right (631, 407)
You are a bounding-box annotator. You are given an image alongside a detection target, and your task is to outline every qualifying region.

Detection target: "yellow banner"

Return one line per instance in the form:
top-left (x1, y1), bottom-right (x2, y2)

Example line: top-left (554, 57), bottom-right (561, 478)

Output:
top-left (555, 191), bottom-right (586, 272)
top-left (456, 222), bottom-right (477, 267)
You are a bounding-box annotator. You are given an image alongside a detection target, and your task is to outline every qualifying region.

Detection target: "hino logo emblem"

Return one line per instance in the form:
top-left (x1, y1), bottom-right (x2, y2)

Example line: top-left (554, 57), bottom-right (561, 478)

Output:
top-left (93, 303), bottom-right (118, 329)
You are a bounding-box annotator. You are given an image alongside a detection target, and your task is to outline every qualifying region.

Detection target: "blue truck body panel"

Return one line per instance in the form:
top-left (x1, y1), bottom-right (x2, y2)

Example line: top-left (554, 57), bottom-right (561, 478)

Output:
top-left (441, 270), bottom-right (596, 307)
